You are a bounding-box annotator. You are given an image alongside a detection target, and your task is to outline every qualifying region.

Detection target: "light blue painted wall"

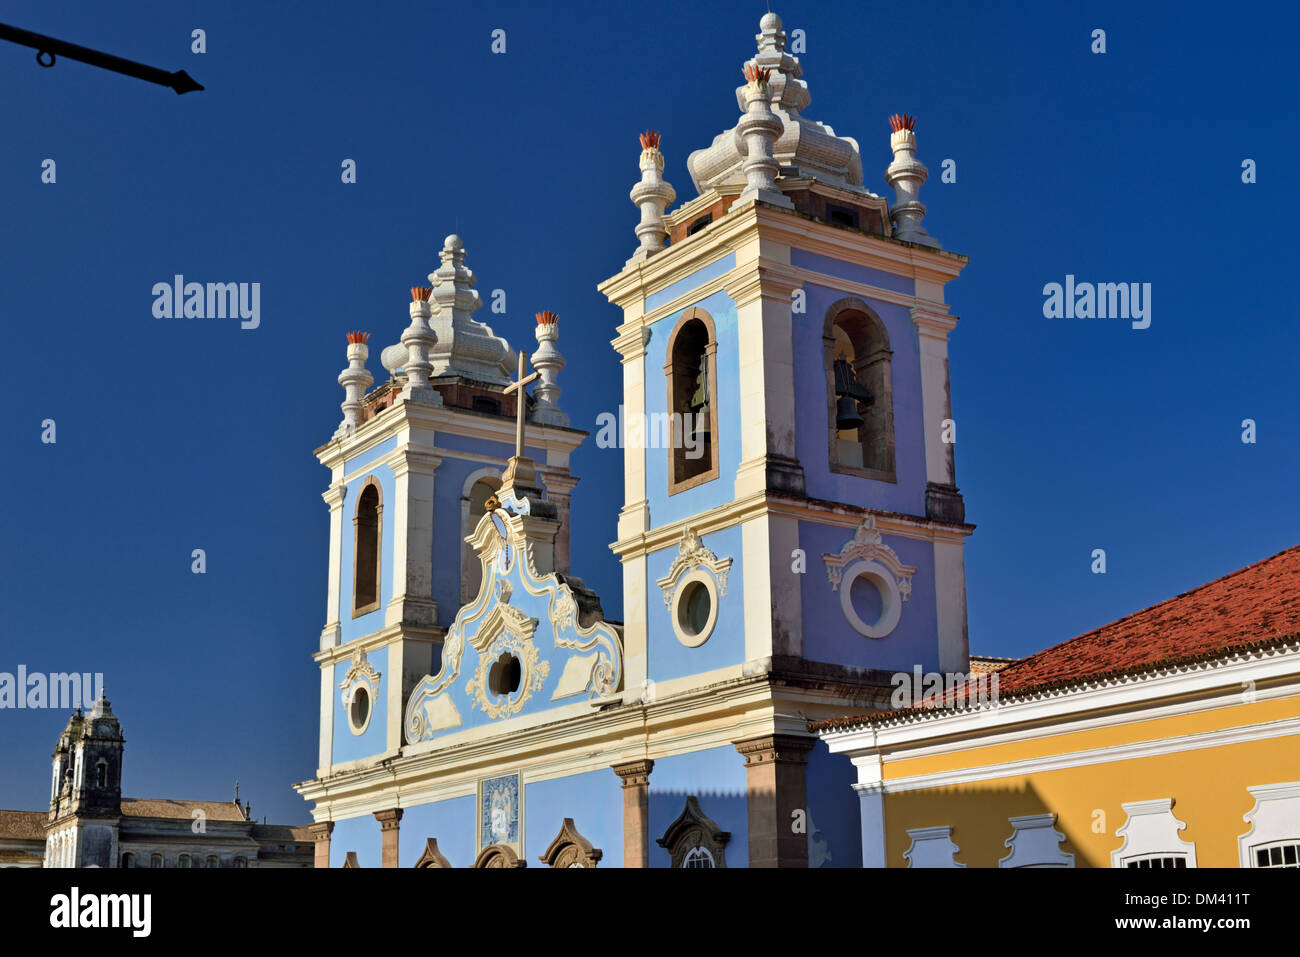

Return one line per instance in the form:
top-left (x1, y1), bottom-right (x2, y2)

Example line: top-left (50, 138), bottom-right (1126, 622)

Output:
top-left (643, 287), bottom-right (741, 528)
top-left (406, 513), bottom-right (619, 741)
top-left (647, 746), bottom-right (748, 868)
top-left (793, 279), bottom-right (927, 516)
top-left (798, 520), bottom-right (940, 674)
top-left (428, 450), bottom-right (549, 630)
top-left (644, 524), bottom-right (745, 682)
top-left (330, 814), bottom-right (378, 868)
top-left (434, 429), bottom-right (545, 464)
top-left (331, 645), bottom-right (388, 764)
top-left (790, 248), bottom-right (916, 297)
top-left (805, 740), bottom-right (862, 868)
top-left (524, 770), bottom-right (624, 867)
top-left (397, 795), bottom-right (477, 867)
top-left (645, 253), bottom-right (735, 312)
top-left (337, 465), bottom-right (396, 642)
top-left (343, 436), bottom-right (397, 474)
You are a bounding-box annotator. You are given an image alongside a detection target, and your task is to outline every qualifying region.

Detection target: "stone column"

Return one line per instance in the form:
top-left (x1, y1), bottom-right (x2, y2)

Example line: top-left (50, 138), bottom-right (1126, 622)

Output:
top-left (538, 467), bottom-right (578, 576)
top-left (374, 808), bottom-right (403, 868)
top-left (613, 759), bottom-right (654, 868)
top-left (735, 734), bottom-right (814, 867)
top-left (308, 821), bottom-right (334, 869)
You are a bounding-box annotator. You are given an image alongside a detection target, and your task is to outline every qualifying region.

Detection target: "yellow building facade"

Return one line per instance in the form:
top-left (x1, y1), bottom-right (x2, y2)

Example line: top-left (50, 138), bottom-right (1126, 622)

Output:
top-left (817, 547), bottom-right (1300, 869)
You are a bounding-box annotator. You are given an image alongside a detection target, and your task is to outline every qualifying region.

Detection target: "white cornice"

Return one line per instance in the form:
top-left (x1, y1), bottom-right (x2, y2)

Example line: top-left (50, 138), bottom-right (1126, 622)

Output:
top-left (821, 644), bottom-right (1300, 776)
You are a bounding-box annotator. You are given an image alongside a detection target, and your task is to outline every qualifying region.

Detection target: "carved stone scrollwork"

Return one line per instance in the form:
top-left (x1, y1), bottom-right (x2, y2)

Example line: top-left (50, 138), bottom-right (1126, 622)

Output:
top-left (473, 844), bottom-right (527, 868)
top-left (414, 838), bottom-right (453, 869)
top-left (657, 795), bottom-right (730, 869)
top-left (655, 527), bottom-right (732, 607)
top-left (539, 818), bottom-right (603, 868)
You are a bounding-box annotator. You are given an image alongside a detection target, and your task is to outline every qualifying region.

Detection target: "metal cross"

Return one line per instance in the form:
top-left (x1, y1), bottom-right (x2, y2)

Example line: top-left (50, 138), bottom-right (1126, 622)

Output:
top-left (503, 351), bottom-right (539, 461)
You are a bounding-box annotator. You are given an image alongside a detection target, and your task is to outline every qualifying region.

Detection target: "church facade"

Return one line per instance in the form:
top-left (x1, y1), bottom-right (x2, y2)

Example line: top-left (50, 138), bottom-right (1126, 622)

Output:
top-left (294, 12), bottom-right (971, 868)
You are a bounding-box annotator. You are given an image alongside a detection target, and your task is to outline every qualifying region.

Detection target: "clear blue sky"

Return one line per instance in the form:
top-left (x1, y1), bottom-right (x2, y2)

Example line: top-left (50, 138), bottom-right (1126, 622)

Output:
top-left (1, 1), bottom-right (1294, 824)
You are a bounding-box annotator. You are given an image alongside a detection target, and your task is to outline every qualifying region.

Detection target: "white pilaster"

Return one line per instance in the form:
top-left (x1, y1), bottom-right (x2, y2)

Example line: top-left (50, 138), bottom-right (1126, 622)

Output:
top-left (912, 306), bottom-right (958, 488)
top-left (386, 447), bottom-right (441, 628)
top-left (933, 535), bottom-right (970, 673)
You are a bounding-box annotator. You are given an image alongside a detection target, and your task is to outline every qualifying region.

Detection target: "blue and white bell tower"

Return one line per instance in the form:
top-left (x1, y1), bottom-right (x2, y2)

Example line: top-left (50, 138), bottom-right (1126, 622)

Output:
top-left (298, 12), bottom-right (973, 870)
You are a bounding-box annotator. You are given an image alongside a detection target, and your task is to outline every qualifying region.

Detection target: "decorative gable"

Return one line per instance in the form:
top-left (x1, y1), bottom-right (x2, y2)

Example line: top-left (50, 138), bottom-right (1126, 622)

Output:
top-left (404, 500), bottom-right (622, 743)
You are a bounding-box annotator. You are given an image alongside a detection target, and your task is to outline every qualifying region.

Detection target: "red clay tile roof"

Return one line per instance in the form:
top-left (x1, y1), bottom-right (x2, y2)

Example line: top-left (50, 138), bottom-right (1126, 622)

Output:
top-left (814, 544), bottom-right (1300, 731)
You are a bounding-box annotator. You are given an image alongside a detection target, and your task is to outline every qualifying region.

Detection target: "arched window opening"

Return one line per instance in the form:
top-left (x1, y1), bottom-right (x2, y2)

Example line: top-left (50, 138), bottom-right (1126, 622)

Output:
top-left (95, 760), bottom-right (107, 789)
top-left (462, 477), bottom-right (500, 604)
top-left (825, 302), bottom-right (895, 479)
top-left (664, 308), bottom-right (719, 494)
top-left (352, 478), bottom-right (382, 616)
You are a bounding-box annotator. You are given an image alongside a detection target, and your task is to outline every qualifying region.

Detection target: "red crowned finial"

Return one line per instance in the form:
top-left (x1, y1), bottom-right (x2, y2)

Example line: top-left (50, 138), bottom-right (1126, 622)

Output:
top-left (743, 64), bottom-right (771, 85)
top-left (640, 130), bottom-right (661, 150)
top-left (411, 287), bottom-right (432, 302)
top-left (889, 113), bottom-right (917, 133)
top-left (535, 310), bottom-right (559, 325)
top-left (347, 331), bottom-right (370, 344)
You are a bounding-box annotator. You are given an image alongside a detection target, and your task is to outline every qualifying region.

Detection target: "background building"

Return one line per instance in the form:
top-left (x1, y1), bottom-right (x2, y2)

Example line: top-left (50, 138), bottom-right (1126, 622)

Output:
top-left (0, 693), bottom-right (312, 868)
top-left (816, 546), bottom-right (1300, 868)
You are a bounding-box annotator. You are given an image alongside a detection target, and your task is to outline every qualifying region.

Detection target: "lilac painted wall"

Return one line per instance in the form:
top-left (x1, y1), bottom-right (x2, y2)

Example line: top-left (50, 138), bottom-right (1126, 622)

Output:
top-left (793, 279), bottom-right (928, 517)
top-left (798, 519), bottom-right (941, 674)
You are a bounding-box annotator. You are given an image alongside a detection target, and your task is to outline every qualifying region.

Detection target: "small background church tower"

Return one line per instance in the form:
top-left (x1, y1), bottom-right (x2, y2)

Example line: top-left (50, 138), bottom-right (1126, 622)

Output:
top-left (46, 691), bottom-right (125, 868)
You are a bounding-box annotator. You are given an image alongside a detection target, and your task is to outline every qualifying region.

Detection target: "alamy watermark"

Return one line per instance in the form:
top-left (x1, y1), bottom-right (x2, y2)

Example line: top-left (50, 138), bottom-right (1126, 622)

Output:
top-left (152, 275), bottom-right (260, 329)
top-left (890, 665), bottom-right (999, 710)
top-left (0, 668), bottom-right (104, 709)
top-left (595, 405), bottom-right (707, 458)
top-left (1042, 274), bottom-right (1151, 329)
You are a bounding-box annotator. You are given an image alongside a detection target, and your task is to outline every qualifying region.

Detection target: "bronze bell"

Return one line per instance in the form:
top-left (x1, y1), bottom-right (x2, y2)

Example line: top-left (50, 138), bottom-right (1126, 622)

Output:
top-left (833, 356), bottom-right (871, 430)
top-left (836, 393), bottom-right (864, 431)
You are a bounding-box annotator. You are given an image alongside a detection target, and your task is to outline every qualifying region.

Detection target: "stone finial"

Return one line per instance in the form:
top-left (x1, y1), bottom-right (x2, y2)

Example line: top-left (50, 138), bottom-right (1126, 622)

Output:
top-left (732, 64), bottom-right (793, 210)
top-left (336, 331), bottom-right (373, 438)
top-left (628, 130), bottom-right (676, 266)
top-left (531, 311), bottom-right (568, 427)
top-left (687, 13), bottom-right (863, 194)
top-left (884, 114), bottom-right (940, 249)
top-left (425, 234), bottom-right (515, 384)
top-left (400, 286), bottom-right (442, 404)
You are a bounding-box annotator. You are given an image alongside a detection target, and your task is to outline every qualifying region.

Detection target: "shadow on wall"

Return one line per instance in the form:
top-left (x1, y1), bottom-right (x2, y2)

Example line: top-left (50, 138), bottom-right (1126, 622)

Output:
top-left (891, 781), bottom-right (1098, 868)
top-left (648, 787), bottom-right (748, 868)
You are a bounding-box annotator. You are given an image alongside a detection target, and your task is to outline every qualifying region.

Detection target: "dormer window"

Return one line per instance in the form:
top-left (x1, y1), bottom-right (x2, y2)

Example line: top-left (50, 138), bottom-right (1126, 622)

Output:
top-left (352, 477), bottom-right (383, 617)
top-left (664, 308), bottom-right (720, 494)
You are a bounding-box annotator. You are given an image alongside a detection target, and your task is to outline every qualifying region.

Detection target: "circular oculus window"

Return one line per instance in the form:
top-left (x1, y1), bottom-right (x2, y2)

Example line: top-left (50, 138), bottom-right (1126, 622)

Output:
top-left (839, 558), bottom-right (902, 639)
top-left (347, 683), bottom-right (373, 735)
top-left (671, 569), bottom-right (719, 647)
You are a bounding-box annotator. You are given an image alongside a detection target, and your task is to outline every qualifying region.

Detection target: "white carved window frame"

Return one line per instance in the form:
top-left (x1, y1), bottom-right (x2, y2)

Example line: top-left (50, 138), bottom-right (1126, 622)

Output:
top-left (998, 813), bottom-right (1074, 868)
top-left (1111, 798), bottom-right (1196, 868)
top-left (656, 528), bottom-right (732, 648)
top-left (903, 825), bottom-right (965, 868)
top-left (822, 516), bottom-right (915, 640)
top-left (338, 649), bottom-right (381, 737)
top-left (1238, 781), bottom-right (1300, 868)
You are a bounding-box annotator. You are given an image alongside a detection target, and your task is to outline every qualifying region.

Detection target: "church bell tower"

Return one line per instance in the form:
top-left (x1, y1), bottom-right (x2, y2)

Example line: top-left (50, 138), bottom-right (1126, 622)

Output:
top-left (598, 12), bottom-right (972, 866)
